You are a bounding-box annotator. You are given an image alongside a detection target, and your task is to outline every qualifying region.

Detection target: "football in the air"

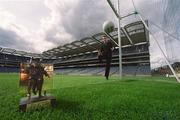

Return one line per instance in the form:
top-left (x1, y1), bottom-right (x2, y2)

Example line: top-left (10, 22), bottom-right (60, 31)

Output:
top-left (103, 21), bottom-right (115, 33)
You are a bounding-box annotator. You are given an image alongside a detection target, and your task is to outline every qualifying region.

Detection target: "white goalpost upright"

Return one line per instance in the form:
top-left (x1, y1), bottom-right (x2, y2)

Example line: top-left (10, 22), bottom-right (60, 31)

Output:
top-left (117, 0), bottom-right (122, 79)
top-left (106, 0), bottom-right (122, 78)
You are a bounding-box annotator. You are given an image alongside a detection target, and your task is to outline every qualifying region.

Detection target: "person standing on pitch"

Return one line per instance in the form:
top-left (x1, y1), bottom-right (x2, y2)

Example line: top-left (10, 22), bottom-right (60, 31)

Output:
top-left (98, 35), bottom-right (114, 80)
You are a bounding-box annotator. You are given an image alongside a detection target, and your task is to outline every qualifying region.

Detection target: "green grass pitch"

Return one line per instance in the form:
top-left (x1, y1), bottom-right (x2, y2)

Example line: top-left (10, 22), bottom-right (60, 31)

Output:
top-left (0, 73), bottom-right (180, 120)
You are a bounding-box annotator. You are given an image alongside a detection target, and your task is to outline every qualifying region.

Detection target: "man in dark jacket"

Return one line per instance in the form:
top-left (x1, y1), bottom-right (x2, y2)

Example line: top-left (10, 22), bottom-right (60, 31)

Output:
top-left (98, 35), bottom-right (113, 80)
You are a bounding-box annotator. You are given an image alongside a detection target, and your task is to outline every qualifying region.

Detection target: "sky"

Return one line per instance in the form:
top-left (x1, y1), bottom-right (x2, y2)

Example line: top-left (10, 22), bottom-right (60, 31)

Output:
top-left (0, 0), bottom-right (180, 69)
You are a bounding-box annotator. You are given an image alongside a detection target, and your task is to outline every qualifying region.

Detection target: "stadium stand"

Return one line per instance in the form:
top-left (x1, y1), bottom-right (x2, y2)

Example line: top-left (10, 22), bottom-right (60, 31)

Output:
top-left (0, 48), bottom-right (42, 72)
top-left (152, 62), bottom-right (180, 75)
top-left (0, 21), bottom-right (151, 75)
top-left (43, 21), bottom-right (151, 76)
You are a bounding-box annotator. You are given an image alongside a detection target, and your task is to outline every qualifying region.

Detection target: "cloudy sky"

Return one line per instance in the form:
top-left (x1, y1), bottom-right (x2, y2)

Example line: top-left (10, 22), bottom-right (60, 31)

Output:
top-left (0, 0), bottom-right (180, 69)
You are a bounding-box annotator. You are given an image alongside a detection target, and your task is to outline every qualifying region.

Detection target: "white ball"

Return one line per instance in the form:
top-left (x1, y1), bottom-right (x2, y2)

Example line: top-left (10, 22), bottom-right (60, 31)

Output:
top-left (103, 21), bottom-right (115, 33)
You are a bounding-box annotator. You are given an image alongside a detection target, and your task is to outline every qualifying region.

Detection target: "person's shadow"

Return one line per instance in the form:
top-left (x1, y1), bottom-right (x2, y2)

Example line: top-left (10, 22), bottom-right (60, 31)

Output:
top-left (122, 79), bottom-right (138, 82)
top-left (56, 99), bottom-right (83, 113)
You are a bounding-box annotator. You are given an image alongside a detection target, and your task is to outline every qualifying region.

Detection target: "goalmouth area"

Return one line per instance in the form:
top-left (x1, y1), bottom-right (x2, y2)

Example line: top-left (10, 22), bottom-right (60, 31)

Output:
top-left (0, 73), bottom-right (180, 120)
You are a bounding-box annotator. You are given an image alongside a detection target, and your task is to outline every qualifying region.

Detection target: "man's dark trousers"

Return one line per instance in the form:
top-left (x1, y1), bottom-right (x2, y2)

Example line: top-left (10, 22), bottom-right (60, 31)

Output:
top-left (105, 55), bottom-right (112, 79)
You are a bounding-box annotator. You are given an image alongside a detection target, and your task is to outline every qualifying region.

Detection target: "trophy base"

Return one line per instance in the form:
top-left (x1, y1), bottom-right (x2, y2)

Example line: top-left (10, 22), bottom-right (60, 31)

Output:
top-left (19, 95), bottom-right (57, 112)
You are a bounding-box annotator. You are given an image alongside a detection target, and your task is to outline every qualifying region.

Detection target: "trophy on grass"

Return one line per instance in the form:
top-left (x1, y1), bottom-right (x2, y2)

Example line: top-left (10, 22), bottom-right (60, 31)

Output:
top-left (19, 58), bottom-right (57, 112)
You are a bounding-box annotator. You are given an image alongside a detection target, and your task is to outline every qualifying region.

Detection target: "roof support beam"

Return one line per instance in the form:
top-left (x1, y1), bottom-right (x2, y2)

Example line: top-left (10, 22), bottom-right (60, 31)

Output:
top-left (122, 27), bottom-right (134, 45)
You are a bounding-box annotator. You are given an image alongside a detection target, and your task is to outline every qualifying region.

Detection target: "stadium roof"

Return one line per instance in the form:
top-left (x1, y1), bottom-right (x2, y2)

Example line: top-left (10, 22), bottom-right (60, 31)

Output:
top-left (43, 21), bottom-right (149, 58)
top-left (0, 47), bottom-right (43, 58)
top-left (0, 21), bottom-right (148, 59)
